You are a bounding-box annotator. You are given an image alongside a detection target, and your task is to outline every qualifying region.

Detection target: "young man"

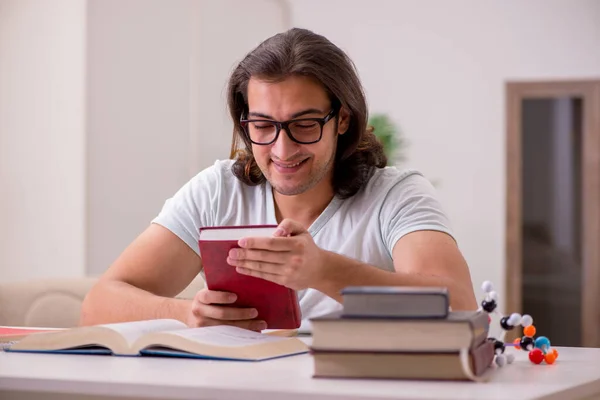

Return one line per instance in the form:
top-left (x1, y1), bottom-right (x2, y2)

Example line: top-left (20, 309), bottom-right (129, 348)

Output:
top-left (81, 28), bottom-right (477, 331)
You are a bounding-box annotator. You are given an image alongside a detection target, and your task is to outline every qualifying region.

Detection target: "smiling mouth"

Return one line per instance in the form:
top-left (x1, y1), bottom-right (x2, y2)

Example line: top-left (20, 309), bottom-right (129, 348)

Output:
top-left (272, 158), bottom-right (308, 168)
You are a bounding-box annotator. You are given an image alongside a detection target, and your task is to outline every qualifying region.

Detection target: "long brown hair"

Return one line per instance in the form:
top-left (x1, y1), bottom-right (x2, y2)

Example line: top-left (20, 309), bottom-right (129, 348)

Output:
top-left (227, 28), bottom-right (386, 199)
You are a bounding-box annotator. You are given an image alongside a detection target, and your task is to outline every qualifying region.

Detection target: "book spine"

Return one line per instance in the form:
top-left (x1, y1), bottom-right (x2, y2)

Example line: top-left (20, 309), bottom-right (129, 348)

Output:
top-left (471, 340), bottom-right (495, 376)
top-left (469, 312), bottom-right (490, 347)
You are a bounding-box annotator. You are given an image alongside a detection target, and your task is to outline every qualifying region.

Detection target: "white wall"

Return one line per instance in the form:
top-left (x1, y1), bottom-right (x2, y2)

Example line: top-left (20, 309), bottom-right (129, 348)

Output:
top-left (289, 0), bottom-right (600, 309)
top-left (0, 0), bottom-right (86, 281)
top-left (86, 0), bottom-right (195, 276)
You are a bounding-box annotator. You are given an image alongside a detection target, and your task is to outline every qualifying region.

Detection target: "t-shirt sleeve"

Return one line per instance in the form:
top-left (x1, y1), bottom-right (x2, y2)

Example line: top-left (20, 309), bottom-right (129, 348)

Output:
top-left (151, 166), bottom-right (220, 256)
top-left (379, 172), bottom-right (454, 256)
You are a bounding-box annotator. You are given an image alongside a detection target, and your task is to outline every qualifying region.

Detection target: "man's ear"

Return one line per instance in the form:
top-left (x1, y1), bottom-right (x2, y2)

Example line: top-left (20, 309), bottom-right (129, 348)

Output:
top-left (337, 107), bottom-right (351, 135)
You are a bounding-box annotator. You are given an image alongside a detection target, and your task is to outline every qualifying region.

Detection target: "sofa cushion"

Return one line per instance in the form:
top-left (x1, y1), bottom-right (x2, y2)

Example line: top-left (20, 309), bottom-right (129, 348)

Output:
top-left (0, 277), bottom-right (96, 328)
top-left (0, 276), bottom-right (205, 328)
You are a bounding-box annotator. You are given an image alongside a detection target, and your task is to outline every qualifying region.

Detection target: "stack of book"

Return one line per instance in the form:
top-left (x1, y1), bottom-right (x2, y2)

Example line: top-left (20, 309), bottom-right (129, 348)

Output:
top-left (309, 287), bottom-right (494, 381)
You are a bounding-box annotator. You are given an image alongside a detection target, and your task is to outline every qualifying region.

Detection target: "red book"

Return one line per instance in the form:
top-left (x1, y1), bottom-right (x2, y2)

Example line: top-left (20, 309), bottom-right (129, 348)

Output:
top-left (198, 225), bottom-right (302, 329)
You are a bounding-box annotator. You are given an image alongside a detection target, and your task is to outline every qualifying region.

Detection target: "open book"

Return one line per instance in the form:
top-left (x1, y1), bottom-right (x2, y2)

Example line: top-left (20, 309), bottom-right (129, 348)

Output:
top-left (7, 319), bottom-right (308, 361)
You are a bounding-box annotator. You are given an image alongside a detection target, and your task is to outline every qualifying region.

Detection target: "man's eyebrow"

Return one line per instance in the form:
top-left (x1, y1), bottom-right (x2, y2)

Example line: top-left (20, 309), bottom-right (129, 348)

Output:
top-left (290, 108), bottom-right (325, 119)
top-left (247, 108), bottom-right (325, 120)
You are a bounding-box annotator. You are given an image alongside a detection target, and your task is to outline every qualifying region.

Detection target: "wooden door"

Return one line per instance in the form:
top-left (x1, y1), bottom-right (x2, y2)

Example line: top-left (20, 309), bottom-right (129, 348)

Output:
top-left (506, 80), bottom-right (600, 347)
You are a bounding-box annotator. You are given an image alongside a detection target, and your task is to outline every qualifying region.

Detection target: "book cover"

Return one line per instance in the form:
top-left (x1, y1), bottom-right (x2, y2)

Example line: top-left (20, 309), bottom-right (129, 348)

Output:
top-left (199, 225), bottom-right (302, 329)
top-left (7, 319), bottom-right (309, 361)
top-left (309, 310), bottom-right (489, 352)
top-left (311, 339), bottom-right (494, 381)
top-left (341, 286), bottom-right (449, 319)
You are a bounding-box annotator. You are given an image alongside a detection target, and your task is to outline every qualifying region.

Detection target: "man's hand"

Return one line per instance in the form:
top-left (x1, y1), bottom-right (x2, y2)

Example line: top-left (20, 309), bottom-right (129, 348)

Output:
top-left (186, 289), bottom-right (267, 331)
top-left (226, 219), bottom-right (327, 291)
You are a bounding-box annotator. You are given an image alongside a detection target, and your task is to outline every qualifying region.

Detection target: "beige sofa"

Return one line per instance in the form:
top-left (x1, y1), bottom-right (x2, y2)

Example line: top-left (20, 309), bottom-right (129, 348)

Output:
top-left (0, 276), bottom-right (205, 328)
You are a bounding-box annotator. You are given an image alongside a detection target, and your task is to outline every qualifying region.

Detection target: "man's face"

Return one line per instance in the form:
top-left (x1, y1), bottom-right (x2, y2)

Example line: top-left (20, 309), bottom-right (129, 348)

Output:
top-left (245, 75), bottom-right (345, 196)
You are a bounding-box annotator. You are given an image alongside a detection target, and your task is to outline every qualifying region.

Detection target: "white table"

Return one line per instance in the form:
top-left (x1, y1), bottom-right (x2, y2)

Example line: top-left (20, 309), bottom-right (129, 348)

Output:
top-left (1, 345), bottom-right (600, 400)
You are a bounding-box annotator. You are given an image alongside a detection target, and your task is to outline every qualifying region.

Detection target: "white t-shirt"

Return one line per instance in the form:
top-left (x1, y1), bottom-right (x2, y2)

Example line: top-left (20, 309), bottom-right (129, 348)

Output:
top-left (152, 159), bottom-right (454, 331)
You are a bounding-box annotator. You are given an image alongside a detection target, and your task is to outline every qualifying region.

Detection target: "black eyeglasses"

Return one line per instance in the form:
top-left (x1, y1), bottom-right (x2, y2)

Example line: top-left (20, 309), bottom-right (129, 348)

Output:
top-left (240, 109), bottom-right (337, 145)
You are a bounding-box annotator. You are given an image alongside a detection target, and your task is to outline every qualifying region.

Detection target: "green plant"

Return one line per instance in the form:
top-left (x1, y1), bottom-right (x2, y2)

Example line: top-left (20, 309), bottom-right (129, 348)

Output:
top-left (367, 113), bottom-right (407, 164)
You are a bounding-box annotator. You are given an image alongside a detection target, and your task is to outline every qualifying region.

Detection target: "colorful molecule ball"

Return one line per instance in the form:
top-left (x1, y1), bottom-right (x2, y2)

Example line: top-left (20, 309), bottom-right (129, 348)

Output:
top-left (479, 281), bottom-right (558, 366)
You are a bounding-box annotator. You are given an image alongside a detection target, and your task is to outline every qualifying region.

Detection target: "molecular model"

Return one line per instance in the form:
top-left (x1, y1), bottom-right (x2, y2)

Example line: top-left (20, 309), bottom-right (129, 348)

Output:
top-left (479, 281), bottom-right (558, 367)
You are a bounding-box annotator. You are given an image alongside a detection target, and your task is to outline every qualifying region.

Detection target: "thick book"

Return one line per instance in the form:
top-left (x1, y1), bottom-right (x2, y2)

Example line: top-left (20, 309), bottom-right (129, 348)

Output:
top-left (311, 339), bottom-right (494, 381)
top-left (310, 310), bottom-right (488, 352)
top-left (341, 286), bottom-right (449, 318)
top-left (199, 225), bottom-right (302, 329)
top-left (7, 319), bottom-right (308, 361)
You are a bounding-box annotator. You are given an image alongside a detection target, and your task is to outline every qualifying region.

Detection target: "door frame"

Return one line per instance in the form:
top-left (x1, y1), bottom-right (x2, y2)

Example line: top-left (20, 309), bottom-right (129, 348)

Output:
top-left (506, 80), bottom-right (600, 347)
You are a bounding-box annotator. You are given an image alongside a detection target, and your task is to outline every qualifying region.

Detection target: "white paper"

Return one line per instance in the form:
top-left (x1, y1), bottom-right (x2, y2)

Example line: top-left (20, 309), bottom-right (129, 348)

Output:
top-left (169, 325), bottom-right (286, 347)
top-left (100, 319), bottom-right (187, 345)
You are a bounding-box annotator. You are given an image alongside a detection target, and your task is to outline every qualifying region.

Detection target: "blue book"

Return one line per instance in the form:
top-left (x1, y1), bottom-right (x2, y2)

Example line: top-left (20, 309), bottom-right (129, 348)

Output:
top-left (7, 319), bottom-right (308, 361)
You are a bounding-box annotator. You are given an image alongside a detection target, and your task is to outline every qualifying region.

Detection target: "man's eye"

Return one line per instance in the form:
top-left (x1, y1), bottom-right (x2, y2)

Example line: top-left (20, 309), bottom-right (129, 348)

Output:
top-left (295, 123), bottom-right (318, 129)
top-left (253, 124), bottom-right (274, 130)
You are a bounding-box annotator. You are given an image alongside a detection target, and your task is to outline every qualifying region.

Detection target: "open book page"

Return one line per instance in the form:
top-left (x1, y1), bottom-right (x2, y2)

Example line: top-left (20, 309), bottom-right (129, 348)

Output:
top-left (165, 325), bottom-right (289, 347)
top-left (100, 319), bottom-right (187, 346)
top-left (134, 325), bottom-right (309, 361)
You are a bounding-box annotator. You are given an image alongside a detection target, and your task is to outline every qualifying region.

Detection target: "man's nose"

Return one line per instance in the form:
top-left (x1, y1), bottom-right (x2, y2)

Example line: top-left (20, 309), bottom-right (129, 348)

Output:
top-left (271, 127), bottom-right (300, 158)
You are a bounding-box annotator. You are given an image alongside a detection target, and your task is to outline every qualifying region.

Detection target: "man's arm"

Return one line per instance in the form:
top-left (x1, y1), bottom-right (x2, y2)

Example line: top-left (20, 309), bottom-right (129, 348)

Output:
top-left (231, 220), bottom-right (478, 311)
top-left (316, 230), bottom-right (477, 310)
top-left (80, 224), bottom-right (201, 326)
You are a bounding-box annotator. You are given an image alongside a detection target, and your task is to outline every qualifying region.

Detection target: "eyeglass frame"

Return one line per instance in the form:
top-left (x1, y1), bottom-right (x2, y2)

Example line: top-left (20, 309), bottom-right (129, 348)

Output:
top-left (239, 108), bottom-right (338, 145)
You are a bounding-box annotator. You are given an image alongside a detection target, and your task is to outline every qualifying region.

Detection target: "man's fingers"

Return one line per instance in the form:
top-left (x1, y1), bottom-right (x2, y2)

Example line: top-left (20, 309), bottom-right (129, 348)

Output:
top-left (195, 289), bottom-right (237, 305)
top-left (228, 248), bottom-right (287, 264)
top-left (232, 319), bottom-right (268, 332)
top-left (189, 289), bottom-right (267, 332)
top-left (197, 303), bottom-right (259, 321)
top-left (228, 258), bottom-right (282, 275)
top-left (238, 236), bottom-right (292, 251)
